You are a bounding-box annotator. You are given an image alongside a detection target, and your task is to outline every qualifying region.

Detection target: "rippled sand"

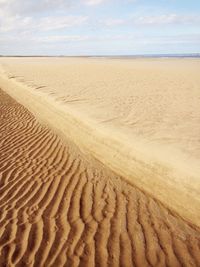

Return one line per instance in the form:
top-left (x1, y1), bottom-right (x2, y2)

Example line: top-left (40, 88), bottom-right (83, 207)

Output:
top-left (0, 89), bottom-right (200, 267)
top-left (0, 57), bottom-right (200, 266)
top-left (0, 57), bottom-right (200, 225)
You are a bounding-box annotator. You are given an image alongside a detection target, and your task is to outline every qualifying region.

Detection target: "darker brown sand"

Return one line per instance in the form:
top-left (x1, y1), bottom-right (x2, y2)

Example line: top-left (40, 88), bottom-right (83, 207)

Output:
top-left (0, 88), bottom-right (200, 267)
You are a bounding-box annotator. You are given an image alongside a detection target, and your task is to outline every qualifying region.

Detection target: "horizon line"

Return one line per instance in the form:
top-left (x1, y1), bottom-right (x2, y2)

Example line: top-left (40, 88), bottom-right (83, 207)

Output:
top-left (0, 52), bottom-right (200, 57)
top-left (0, 52), bottom-right (200, 58)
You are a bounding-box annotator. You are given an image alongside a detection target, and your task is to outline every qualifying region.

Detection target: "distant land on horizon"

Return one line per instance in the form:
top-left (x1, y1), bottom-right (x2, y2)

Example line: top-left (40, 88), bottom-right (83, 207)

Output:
top-left (0, 53), bottom-right (200, 58)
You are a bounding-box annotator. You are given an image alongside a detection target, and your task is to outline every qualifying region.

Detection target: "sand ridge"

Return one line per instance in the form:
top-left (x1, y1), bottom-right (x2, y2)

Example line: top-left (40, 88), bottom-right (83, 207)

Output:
top-left (0, 59), bottom-right (200, 229)
top-left (1, 89), bottom-right (200, 266)
top-left (1, 57), bottom-right (200, 158)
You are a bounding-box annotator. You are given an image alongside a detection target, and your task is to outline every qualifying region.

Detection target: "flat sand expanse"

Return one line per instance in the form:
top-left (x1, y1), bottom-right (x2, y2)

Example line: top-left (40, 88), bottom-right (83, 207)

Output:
top-left (1, 89), bottom-right (200, 267)
top-left (0, 57), bottom-right (200, 229)
top-left (1, 57), bottom-right (200, 159)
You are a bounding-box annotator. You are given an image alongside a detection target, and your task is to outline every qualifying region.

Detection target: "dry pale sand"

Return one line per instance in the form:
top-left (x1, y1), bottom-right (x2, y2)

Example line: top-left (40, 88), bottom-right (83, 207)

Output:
top-left (1, 89), bottom-right (200, 267)
top-left (0, 57), bottom-right (200, 228)
top-left (0, 57), bottom-right (200, 266)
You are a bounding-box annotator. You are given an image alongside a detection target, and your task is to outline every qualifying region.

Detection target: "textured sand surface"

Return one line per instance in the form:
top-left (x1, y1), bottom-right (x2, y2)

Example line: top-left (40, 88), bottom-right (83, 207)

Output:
top-left (1, 57), bottom-right (200, 160)
top-left (1, 89), bottom-right (200, 267)
top-left (0, 58), bottom-right (200, 229)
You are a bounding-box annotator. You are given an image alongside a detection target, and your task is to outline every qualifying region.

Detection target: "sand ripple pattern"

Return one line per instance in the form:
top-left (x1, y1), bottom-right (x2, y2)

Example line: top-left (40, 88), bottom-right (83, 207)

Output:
top-left (0, 89), bottom-right (200, 267)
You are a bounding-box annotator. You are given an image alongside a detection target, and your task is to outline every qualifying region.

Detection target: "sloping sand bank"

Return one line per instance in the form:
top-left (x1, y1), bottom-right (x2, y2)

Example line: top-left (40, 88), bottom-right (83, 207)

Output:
top-left (0, 59), bottom-right (200, 229)
top-left (1, 89), bottom-right (200, 266)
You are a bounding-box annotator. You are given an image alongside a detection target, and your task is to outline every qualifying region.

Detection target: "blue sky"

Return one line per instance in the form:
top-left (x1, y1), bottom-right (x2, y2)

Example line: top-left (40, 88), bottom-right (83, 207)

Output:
top-left (0, 0), bottom-right (200, 55)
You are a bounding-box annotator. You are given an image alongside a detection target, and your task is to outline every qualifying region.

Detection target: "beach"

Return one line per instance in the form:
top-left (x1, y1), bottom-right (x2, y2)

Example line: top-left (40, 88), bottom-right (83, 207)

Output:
top-left (0, 57), bottom-right (200, 266)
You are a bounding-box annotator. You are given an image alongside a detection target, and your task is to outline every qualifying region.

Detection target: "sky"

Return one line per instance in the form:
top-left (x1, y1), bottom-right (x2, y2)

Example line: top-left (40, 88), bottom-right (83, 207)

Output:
top-left (0, 0), bottom-right (200, 55)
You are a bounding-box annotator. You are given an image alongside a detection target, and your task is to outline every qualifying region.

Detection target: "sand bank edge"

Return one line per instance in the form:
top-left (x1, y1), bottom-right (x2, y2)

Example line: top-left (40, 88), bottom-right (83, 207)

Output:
top-left (0, 69), bottom-right (199, 228)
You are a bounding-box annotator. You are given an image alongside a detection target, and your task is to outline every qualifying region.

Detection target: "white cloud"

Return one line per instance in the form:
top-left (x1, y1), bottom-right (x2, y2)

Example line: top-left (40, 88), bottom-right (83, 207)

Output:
top-left (103, 18), bottom-right (125, 26)
top-left (83, 0), bottom-right (136, 6)
top-left (1, 32), bottom-right (199, 45)
top-left (83, 0), bottom-right (107, 6)
top-left (102, 14), bottom-right (200, 27)
top-left (135, 14), bottom-right (200, 25)
top-left (0, 0), bottom-right (199, 55)
top-left (1, 33), bottom-right (200, 55)
top-left (0, 0), bottom-right (88, 34)
top-left (0, 15), bottom-right (88, 33)
top-left (34, 35), bottom-right (89, 43)
top-left (0, 0), bottom-right (8, 4)
top-left (39, 16), bottom-right (88, 31)
top-left (0, 0), bottom-right (73, 16)
top-left (0, 15), bottom-right (33, 32)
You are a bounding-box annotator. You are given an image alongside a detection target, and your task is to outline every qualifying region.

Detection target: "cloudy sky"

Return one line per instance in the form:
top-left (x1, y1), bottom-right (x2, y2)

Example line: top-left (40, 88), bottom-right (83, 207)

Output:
top-left (0, 0), bottom-right (200, 55)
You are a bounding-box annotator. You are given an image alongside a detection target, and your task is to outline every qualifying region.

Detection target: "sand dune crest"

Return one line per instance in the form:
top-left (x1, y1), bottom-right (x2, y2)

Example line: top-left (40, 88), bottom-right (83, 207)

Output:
top-left (0, 89), bottom-right (200, 266)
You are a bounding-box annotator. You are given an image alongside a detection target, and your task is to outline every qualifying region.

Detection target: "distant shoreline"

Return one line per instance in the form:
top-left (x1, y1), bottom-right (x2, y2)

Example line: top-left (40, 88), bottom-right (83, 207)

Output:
top-left (0, 53), bottom-right (200, 58)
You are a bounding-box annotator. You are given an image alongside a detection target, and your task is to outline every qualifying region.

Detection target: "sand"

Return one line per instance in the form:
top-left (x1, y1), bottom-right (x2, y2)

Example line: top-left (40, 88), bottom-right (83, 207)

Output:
top-left (0, 57), bottom-right (200, 226)
top-left (0, 57), bottom-right (200, 266)
top-left (1, 57), bottom-right (200, 158)
top-left (0, 88), bottom-right (200, 267)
